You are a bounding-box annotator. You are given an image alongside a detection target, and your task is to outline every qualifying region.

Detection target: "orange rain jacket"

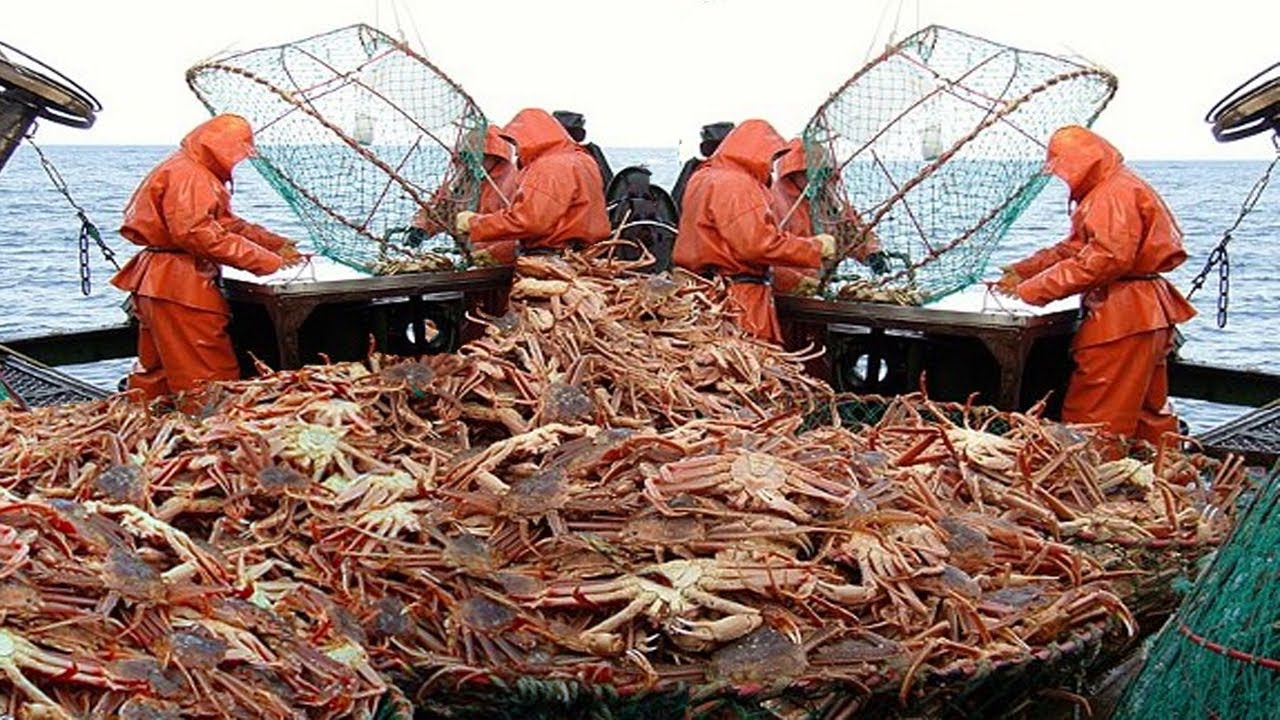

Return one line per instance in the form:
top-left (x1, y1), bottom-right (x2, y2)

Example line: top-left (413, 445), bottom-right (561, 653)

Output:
top-left (468, 108), bottom-right (611, 260)
top-left (1012, 125), bottom-right (1196, 441)
top-left (1012, 126), bottom-right (1195, 349)
top-left (112, 115), bottom-right (286, 314)
top-left (413, 126), bottom-right (520, 257)
top-left (111, 114), bottom-right (287, 399)
top-left (769, 139), bottom-right (881, 294)
top-left (673, 120), bottom-right (824, 342)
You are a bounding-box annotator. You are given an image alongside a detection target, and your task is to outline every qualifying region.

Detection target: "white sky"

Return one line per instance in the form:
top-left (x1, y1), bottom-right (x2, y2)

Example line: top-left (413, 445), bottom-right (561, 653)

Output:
top-left (8, 0), bottom-right (1280, 159)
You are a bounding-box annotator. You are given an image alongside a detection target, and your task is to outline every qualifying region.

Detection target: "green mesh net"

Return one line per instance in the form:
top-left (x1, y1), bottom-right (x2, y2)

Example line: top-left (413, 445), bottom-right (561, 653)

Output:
top-left (186, 24), bottom-right (488, 273)
top-left (1112, 465), bottom-right (1280, 720)
top-left (803, 25), bottom-right (1117, 303)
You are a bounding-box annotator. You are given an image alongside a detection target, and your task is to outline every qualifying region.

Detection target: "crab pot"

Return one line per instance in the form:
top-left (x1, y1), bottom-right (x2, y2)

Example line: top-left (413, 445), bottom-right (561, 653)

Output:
top-left (186, 23), bottom-right (488, 272)
top-left (802, 25), bottom-right (1117, 301)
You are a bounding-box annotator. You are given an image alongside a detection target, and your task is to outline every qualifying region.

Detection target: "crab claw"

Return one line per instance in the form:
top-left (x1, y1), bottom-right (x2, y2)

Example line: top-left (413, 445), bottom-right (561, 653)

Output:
top-left (816, 580), bottom-right (877, 605)
top-left (670, 614), bottom-right (762, 644)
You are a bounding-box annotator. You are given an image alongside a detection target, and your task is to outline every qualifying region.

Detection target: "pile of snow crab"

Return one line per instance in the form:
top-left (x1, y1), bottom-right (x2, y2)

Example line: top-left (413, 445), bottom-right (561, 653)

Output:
top-left (0, 251), bottom-right (1249, 718)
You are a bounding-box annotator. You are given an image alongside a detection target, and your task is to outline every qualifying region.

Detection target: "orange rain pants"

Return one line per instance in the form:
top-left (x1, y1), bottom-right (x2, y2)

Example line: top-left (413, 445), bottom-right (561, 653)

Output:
top-left (127, 296), bottom-right (239, 402)
top-left (1062, 326), bottom-right (1178, 445)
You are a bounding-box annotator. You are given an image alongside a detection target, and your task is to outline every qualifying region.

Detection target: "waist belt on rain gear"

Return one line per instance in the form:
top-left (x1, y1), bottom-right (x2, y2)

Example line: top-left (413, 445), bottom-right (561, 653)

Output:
top-left (142, 247), bottom-right (185, 254)
top-left (1117, 274), bottom-right (1162, 281)
top-left (700, 268), bottom-right (773, 285)
top-left (517, 240), bottom-right (585, 257)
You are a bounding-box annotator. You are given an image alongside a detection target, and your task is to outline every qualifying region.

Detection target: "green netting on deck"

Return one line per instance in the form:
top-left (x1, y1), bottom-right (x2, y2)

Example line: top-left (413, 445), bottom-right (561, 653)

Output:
top-left (408, 622), bottom-right (1106, 720)
top-left (1112, 465), bottom-right (1280, 720)
top-left (374, 689), bottom-right (414, 720)
top-left (802, 393), bottom-right (1012, 436)
top-left (415, 678), bottom-right (692, 720)
top-left (186, 24), bottom-right (487, 272)
top-left (803, 25), bottom-right (1118, 302)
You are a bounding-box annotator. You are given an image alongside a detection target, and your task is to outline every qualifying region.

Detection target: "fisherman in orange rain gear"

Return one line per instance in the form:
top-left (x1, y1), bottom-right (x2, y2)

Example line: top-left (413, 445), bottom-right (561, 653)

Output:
top-left (769, 138), bottom-right (889, 295)
top-left (455, 108), bottom-right (611, 262)
top-left (410, 125), bottom-right (519, 260)
top-left (672, 121), bottom-right (735, 215)
top-left (553, 110), bottom-right (613, 192)
top-left (111, 114), bottom-right (302, 404)
top-left (996, 125), bottom-right (1196, 444)
top-left (672, 119), bottom-right (837, 343)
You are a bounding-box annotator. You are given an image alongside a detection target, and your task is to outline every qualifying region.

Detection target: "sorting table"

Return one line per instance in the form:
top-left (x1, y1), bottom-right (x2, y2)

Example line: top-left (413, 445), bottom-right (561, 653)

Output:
top-left (777, 286), bottom-right (1081, 409)
top-left (221, 257), bottom-right (512, 369)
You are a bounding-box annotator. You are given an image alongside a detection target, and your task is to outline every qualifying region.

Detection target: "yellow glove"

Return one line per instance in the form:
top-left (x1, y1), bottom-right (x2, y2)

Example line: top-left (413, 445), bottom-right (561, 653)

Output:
top-left (471, 248), bottom-right (497, 268)
top-left (278, 240), bottom-right (304, 267)
top-left (455, 211), bottom-right (479, 235)
top-left (815, 233), bottom-right (837, 260)
top-left (994, 266), bottom-right (1021, 297)
top-left (793, 276), bottom-right (820, 297)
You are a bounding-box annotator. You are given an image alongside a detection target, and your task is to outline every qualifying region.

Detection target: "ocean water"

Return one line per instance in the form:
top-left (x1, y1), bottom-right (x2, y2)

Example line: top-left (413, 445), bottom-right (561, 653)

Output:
top-left (1, 144), bottom-right (1277, 433)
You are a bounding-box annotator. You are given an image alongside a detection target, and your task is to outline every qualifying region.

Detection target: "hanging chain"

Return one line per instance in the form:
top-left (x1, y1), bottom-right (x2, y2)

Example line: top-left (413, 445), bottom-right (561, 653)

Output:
top-left (1185, 134), bottom-right (1280, 327)
top-left (23, 129), bottom-right (119, 295)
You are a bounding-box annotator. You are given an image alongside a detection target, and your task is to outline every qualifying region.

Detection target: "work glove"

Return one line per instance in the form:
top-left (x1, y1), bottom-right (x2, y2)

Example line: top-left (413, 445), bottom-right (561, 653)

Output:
top-left (865, 251), bottom-right (891, 275)
top-left (471, 248), bottom-right (498, 268)
top-left (455, 211), bottom-right (479, 235)
top-left (278, 240), bottom-right (306, 268)
top-left (994, 266), bottom-right (1021, 297)
top-left (793, 276), bottom-right (820, 297)
top-left (278, 239), bottom-right (302, 262)
top-left (402, 227), bottom-right (431, 248)
top-left (815, 233), bottom-right (837, 260)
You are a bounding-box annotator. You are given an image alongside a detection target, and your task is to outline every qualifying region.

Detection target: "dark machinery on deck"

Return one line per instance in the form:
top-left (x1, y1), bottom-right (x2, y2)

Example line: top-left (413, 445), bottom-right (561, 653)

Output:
top-left (1206, 61), bottom-right (1280, 142)
top-left (0, 40), bottom-right (99, 172)
top-left (605, 166), bottom-right (678, 272)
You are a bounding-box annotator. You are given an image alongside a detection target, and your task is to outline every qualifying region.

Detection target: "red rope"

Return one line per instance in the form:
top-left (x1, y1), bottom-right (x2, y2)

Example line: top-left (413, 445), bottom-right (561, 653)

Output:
top-left (1178, 623), bottom-right (1280, 671)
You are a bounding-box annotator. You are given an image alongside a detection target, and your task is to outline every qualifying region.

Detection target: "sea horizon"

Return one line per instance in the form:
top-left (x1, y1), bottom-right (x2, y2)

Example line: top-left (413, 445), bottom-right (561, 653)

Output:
top-left (18, 142), bottom-right (1279, 164)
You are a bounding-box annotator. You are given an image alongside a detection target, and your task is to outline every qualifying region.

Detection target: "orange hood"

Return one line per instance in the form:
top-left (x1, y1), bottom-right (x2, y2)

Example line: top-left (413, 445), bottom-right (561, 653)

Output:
top-left (1045, 125), bottom-right (1123, 202)
top-left (775, 138), bottom-right (807, 181)
top-left (501, 108), bottom-right (576, 167)
top-left (483, 125), bottom-right (513, 162)
top-left (180, 114), bottom-right (255, 182)
top-left (707, 119), bottom-right (786, 185)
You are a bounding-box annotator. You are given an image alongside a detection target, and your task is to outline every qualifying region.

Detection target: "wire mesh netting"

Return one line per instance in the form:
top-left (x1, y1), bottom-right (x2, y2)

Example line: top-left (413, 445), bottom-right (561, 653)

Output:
top-left (407, 625), bottom-right (1109, 720)
top-left (186, 24), bottom-right (488, 273)
top-left (1112, 465), bottom-right (1280, 720)
top-left (0, 349), bottom-right (108, 408)
top-left (1196, 399), bottom-right (1280, 465)
top-left (803, 25), bottom-right (1118, 303)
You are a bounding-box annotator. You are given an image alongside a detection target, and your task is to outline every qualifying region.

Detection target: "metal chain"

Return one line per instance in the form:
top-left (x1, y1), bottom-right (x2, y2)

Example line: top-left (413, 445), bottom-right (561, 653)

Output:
top-left (78, 224), bottom-right (90, 295)
top-left (23, 128), bottom-right (119, 295)
top-left (1185, 133), bottom-right (1280, 327)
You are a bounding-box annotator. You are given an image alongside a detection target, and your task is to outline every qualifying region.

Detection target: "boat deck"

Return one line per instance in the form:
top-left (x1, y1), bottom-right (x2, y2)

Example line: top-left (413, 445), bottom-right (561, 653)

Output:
top-left (1197, 399), bottom-right (1280, 466)
top-left (778, 285), bottom-right (1081, 409)
top-left (0, 344), bottom-right (109, 407)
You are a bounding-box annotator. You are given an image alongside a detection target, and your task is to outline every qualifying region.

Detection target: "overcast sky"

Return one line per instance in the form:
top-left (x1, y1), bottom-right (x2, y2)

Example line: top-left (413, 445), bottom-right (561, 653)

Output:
top-left (8, 0), bottom-right (1279, 159)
